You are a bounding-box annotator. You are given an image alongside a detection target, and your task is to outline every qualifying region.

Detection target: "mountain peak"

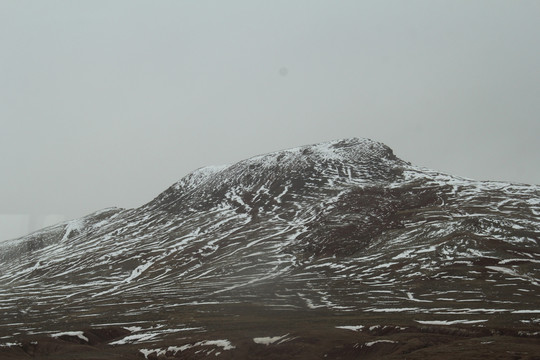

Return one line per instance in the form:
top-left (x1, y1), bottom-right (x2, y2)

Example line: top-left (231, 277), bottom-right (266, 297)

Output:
top-left (2, 138), bottom-right (539, 359)
top-left (148, 138), bottom-right (405, 213)
top-left (244, 137), bottom-right (398, 165)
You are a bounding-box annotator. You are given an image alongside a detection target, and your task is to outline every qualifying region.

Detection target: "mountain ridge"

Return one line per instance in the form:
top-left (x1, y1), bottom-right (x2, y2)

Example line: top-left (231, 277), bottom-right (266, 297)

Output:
top-left (1, 138), bottom-right (539, 359)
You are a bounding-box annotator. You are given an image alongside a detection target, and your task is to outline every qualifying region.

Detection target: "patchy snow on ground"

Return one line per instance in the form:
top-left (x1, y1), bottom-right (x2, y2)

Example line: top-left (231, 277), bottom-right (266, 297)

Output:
top-left (123, 326), bottom-right (142, 332)
top-left (415, 319), bottom-right (487, 325)
top-left (335, 325), bottom-right (364, 332)
top-left (140, 339), bottom-right (235, 359)
top-left (0, 342), bottom-right (21, 348)
top-left (110, 332), bottom-right (159, 345)
top-left (364, 340), bottom-right (398, 347)
top-left (50, 331), bottom-right (88, 342)
top-left (253, 334), bottom-right (290, 345)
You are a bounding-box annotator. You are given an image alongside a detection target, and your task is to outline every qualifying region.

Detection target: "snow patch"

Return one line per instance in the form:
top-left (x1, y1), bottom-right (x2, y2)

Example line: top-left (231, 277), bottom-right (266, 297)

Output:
top-left (406, 292), bottom-right (432, 303)
top-left (110, 333), bottom-right (159, 345)
top-left (124, 261), bottom-right (154, 283)
top-left (415, 319), bottom-right (487, 325)
top-left (123, 326), bottom-right (142, 332)
top-left (393, 249), bottom-right (416, 260)
top-left (61, 219), bottom-right (85, 242)
top-left (169, 340), bottom-right (235, 352)
top-left (336, 325), bottom-right (364, 332)
top-left (364, 340), bottom-right (397, 347)
top-left (197, 340), bottom-right (235, 350)
top-left (253, 334), bottom-right (289, 345)
top-left (50, 331), bottom-right (88, 342)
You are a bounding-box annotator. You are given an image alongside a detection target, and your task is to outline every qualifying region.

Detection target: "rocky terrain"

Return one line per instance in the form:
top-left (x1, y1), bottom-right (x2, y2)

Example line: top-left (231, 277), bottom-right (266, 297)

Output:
top-left (1, 138), bottom-right (539, 359)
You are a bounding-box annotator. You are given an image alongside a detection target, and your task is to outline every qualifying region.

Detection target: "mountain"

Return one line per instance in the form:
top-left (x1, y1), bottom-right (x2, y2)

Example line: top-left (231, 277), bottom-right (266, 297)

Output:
top-left (1, 138), bottom-right (539, 359)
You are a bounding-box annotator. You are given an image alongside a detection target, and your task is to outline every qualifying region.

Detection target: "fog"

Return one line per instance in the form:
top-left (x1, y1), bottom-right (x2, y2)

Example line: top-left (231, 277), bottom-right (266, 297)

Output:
top-left (1, 1), bottom-right (539, 240)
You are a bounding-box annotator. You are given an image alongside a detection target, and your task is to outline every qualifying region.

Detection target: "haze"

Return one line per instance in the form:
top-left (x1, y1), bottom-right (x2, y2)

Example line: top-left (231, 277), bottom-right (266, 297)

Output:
top-left (1, 1), bottom-right (539, 241)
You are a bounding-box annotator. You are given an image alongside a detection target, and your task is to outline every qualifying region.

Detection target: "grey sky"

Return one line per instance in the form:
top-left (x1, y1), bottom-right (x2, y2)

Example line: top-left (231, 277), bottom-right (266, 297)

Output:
top-left (1, 1), bottom-right (539, 241)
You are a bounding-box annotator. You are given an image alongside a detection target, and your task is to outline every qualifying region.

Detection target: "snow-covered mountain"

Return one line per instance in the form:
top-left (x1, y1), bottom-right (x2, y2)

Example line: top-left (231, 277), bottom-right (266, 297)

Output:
top-left (1, 138), bottom-right (539, 359)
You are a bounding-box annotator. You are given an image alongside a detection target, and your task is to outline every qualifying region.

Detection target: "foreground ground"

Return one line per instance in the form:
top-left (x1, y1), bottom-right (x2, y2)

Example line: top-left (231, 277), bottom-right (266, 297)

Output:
top-left (1, 304), bottom-right (539, 359)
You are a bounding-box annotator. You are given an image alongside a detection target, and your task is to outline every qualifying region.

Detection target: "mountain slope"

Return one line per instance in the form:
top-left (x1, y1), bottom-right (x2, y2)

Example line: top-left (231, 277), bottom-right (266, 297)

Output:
top-left (1, 138), bottom-right (539, 359)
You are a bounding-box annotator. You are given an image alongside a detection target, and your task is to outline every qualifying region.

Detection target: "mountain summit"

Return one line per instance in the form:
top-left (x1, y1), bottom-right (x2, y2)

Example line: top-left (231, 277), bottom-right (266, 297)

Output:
top-left (148, 138), bottom-right (402, 213)
top-left (1, 138), bottom-right (539, 359)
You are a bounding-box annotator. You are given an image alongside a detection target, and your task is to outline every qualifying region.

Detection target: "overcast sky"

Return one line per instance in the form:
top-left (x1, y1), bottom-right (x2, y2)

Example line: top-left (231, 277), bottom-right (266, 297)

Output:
top-left (1, 1), bottom-right (539, 241)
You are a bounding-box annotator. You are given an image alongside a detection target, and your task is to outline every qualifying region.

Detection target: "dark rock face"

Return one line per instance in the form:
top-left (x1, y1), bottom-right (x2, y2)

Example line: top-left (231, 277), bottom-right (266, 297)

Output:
top-left (294, 184), bottom-right (444, 257)
top-left (1, 138), bottom-right (539, 359)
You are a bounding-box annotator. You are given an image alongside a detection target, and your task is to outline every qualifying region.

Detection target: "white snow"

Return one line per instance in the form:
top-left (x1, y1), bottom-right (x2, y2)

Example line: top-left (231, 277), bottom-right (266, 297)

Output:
top-left (364, 340), bottom-right (397, 347)
top-left (140, 348), bottom-right (159, 359)
top-left (169, 340), bottom-right (235, 352)
top-left (110, 326), bottom-right (200, 345)
top-left (366, 307), bottom-right (420, 313)
top-left (393, 249), bottom-right (416, 260)
top-left (275, 185), bottom-right (290, 203)
top-left (372, 262), bottom-right (398, 269)
top-left (197, 340), bottom-right (235, 351)
top-left (110, 332), bottom-right (159, 345)
top-left (417, 245), bottom-right (438, 254)
top-left (253, 334), bottom-right (290, 345)
top-left (499, 258), bottom-right (540, 265)
top-left (486, 266), bottom-right (540, 286)
top-left (195, 164), bottom-right (230, 176)
top-left (336, 325), bottom-right (364, 332)
top-left (415, 319), bottom-right (487, 325)
top-left (297, 293), bottom-right (321, 309)
top-left (50, 331), bottom-right (88, 342)
top-left (406, 292), bottom-right (433, 303)
top-left (123, 326), bottom-right (142, 332)
top-left (124, 261), bottom-right (154, 283)
top-left (61, 219), bottom-right (85, 242)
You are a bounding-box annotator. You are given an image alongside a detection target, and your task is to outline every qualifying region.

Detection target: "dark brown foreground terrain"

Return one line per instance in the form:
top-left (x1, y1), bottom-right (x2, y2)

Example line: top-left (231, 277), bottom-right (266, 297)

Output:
top-left (1, 304), bottom-right (539, 360)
